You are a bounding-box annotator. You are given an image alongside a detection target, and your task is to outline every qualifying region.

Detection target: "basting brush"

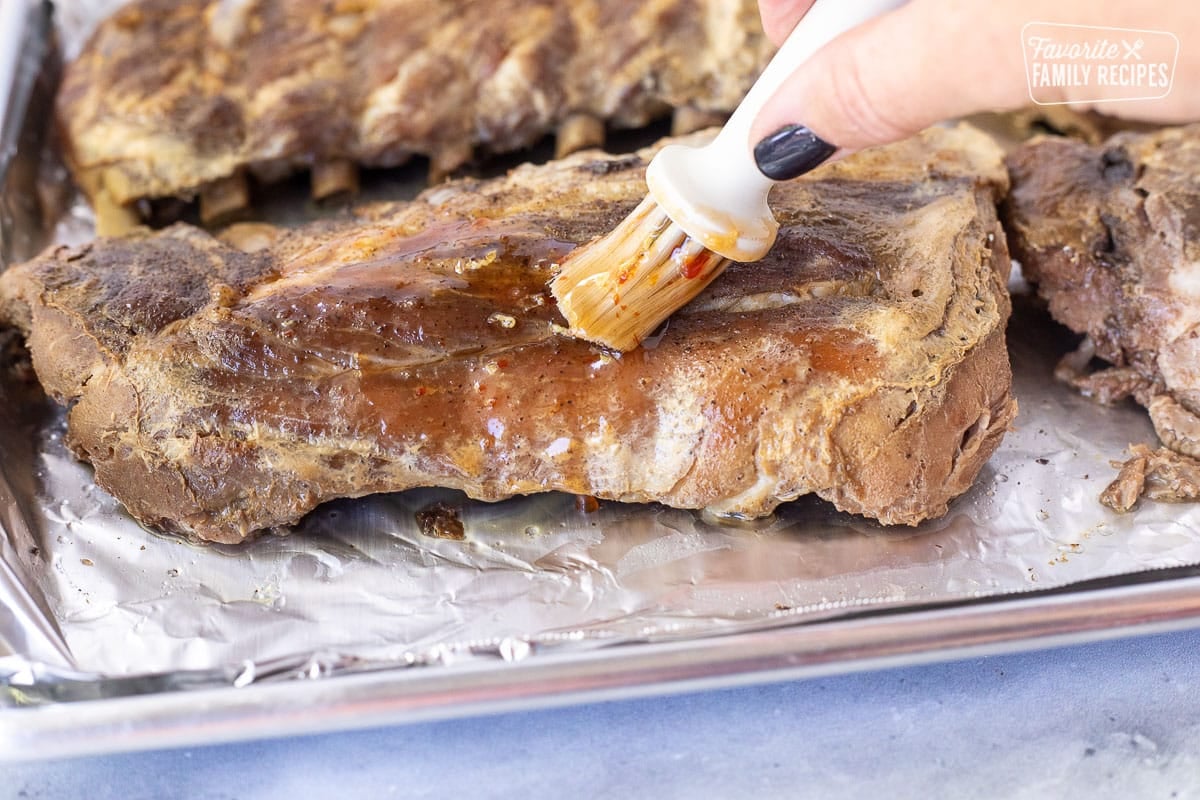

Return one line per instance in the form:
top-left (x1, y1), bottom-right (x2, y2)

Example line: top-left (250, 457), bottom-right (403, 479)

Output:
top-left (551, 0), bottom-right (904, 351)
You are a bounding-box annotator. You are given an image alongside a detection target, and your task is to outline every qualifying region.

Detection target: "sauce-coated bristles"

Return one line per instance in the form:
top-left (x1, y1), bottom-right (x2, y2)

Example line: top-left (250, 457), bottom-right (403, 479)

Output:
top-left (550, 197), bottom-right (729, 351)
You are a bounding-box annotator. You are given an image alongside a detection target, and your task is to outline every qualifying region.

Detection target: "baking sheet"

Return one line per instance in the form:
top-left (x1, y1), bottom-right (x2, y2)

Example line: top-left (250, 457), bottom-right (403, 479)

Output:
top-left (4, 0), bottom-right (1200, 757)
top-left (6, 283), bottom-right (1200, 692)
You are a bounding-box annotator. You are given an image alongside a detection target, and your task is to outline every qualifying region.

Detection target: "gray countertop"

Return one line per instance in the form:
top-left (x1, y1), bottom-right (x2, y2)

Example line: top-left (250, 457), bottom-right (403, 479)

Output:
top-left (9, 625), bottom-right (1200, 800)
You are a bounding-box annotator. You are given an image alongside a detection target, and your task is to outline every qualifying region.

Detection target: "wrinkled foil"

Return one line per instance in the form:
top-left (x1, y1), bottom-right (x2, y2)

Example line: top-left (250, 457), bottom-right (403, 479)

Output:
top-left (5, 287), bottom-right (1200, 699)
top-left (4, 1), bottom-right (1200, 704)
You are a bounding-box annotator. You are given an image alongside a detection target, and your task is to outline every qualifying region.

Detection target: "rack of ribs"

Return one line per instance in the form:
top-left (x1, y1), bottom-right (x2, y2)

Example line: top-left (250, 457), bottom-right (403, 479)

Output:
top-left (1004, 124), bottom-right (1200, 511)
top-left (0, 125), bottom-right (1016, 543)
top-left (57, 0), bottom-right (772, 233)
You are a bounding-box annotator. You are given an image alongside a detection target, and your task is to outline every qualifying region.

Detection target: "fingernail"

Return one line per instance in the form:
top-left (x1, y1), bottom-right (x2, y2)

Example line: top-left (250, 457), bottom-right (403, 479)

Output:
top-left (753, 124), bottom-right (837, 181)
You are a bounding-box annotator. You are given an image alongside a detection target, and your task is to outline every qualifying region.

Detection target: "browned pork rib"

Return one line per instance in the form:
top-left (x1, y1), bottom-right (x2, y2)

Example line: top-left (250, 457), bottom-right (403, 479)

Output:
top-left (1004, 124), bottom-right (1200, 510)
top-left (59, 0), bottom-right (770, 231)
top-left (0, 126), bottom-right (1015, 543)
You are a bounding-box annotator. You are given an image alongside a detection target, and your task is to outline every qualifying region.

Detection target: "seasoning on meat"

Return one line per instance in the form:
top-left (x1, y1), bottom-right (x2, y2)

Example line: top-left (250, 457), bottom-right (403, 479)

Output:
top-left (58, 0), bottom-right (772, 232)
top-left (0, 126), bottom-right (1016, 543)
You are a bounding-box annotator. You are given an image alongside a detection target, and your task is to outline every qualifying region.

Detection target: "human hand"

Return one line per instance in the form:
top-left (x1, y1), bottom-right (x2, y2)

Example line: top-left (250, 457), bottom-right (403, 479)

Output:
top-left (750, 0), bottom-right (1200, 180)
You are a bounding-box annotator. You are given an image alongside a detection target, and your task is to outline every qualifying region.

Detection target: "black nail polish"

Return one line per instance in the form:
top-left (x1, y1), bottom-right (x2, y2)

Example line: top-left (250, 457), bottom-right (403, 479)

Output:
top-left (753, 125), bottom-right (837, 181)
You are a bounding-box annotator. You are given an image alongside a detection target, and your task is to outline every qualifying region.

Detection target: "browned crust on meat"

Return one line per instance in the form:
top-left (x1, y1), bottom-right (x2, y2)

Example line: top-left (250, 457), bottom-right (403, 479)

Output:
top-left (58, 0), bottom-right (771, 210)
top-left (2, 126), bottom-right (1014, 543)
top-left (1003, 124), bottom-right (1200, 509)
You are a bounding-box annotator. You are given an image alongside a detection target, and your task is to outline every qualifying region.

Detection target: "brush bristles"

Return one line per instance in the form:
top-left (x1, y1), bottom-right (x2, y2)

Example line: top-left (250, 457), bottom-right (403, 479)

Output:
top-left (550, 196), bottom-right (729, 351)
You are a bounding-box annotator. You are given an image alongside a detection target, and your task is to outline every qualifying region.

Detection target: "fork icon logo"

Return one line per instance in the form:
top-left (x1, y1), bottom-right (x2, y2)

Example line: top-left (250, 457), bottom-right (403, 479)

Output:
top-left (1123, 38), bottom-right (1144, 60)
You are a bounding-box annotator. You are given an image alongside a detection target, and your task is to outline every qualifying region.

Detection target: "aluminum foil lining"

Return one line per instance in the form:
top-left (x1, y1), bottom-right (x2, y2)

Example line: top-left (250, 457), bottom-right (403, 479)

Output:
top-left (4, 1), bottom-right (1200, 702)
top-left (5, 286), bottom-right (1200, 699)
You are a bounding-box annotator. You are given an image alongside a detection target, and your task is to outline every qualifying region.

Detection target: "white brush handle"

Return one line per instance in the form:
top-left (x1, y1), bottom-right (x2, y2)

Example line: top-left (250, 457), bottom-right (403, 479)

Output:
top-left (646, 0), bottom-right (905, 262)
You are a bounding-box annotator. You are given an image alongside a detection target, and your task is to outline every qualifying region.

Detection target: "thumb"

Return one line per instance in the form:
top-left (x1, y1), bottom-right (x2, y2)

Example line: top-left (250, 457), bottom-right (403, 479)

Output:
top-left (750, 1), bottom-right (1030, 155)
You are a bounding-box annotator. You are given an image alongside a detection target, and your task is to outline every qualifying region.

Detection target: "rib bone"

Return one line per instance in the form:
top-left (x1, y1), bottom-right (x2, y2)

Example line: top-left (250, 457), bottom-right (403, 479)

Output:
top-left (671, 105), bottom-right (727, 137)
top-left (555, 113), bottom-right (606, 158)
top-left (311, 159), bottom-right (360, 201)
top-left (199, 170), bottom-right (250, 226)
top-left (93, 188), bottom-right (142, 237)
